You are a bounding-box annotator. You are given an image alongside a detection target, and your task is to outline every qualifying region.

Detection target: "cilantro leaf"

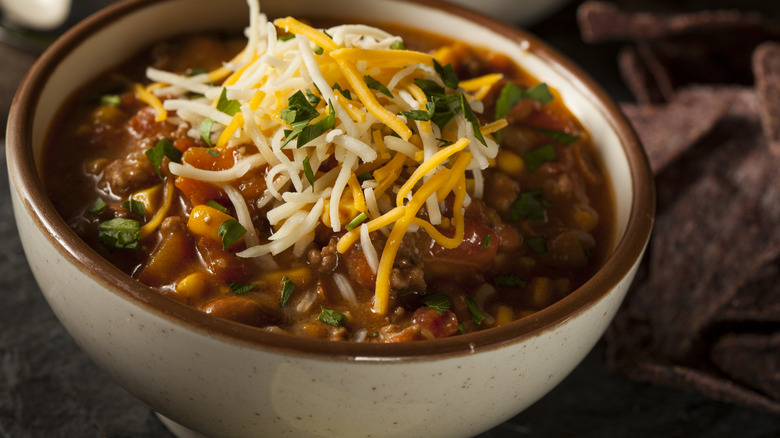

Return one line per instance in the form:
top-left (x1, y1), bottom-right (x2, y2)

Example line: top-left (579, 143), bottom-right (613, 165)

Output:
top-left (305, 89), bottom-right (321, 107)
top-left (217, 88), bottom-right (241, 116)
top-left (390, 40), bottom-right (406, 50)
top-left (302, 156), bottom-right (315, 190)
top-left (279, 276), bottom-right (296, 308)
top-left (296, 101), bottom-right (335, 147)
top-left (98, 218), bottom-right (141, 250)
top-left (280, 90), bottom-right (319, 126)
top-left (510, 190), bottom-right (547, 222)
top-left (463, 296), bottom-right (484, 326)
top-left (524, 144), bottom-right (557, 172)
top-left (121, 199), bottom-right (146, 221)
top-left (433, 59), bottom-right (459, 89)
top-left (100, 94), bottom-right (121, 107)
top-left (364, 75), bottom-right (393, 98)
top-left (400, 101), bottom-right (435, 121)
top-left (145, 139), bottom-right (182, 179)
top-left (534, 128), bottom-right (580, 145)
top-left (495, 82), bottom-right (554, 121)
top-left (218, 219), bottom-right (246, 249)
top-left (480, 234), bottom-right (492, 249)
top-left (318, 306), bottom-right (347, 327)
top-left (332, 83), bottom-right (352, 100)
top-left (226, 281), bottom-right (257, 295)
top-left (525, 83), bottom-right (553, 104)
top-left (421, 293), bottom-right (452, 314)
top-left (206, 200), bottom-right (229, 214)
top-left (88, 197), bottom-right (108, 214)
top-left (526, 236), bottom-right (548, 254)
top-left (494, 274), bottom-right (527, 288)
top-left (460, 93), bottom-right (486, 146)
top-left (200, 118), bottom-right (215, 146)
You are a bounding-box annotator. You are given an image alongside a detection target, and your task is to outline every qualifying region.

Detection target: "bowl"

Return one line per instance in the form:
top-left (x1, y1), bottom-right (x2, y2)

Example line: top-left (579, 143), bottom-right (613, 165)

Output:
top-left (444, 0), bottom-right (572, 25)
top-left (6, 0), bottom-right (654, 436)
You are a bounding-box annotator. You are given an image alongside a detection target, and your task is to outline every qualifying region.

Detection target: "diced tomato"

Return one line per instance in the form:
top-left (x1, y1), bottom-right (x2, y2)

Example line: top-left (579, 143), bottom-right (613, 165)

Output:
top-left (175, 176), bottom-right (228, 207)
top-left (525, 106), bottom-right (577, 134)
top-left (411, 307), bottom-right (459, 338)
top-left (423, 219), bottom-right (499, 274)
top-left (182, 146), bottom-right (236, 170)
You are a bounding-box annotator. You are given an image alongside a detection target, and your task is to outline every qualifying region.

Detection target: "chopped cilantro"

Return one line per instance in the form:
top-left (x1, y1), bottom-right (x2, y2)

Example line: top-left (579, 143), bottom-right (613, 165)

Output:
top-left (305, 89), bottom-right (322, 107)
top-left (206, 200), bottom-right (229, 214)
top-left (184, 67), bottom-right (209, 77)
top-left (313, 45), bottom-right (324, 55)
top-left (218, 219), bottom-right (246, 250)
top-left (297, 101), bottom-right (335, 147)
top-left (279, 276), bottom-right (296, 308)
top-left (494, 274), bottom-right (527, 288)
top-left (480, 234), bottom-right (492, 249)
top-left (318, 306), bottom-right (347, 327)
top-left (433, 59), bottom-right (459, 89)
top-left (303, 156), bottom-right (315, 190)
top-left (510, 190), bottom-right (547, 222)
top-left (534, 128), bottom-right (580, 145)
top-left (121, 199), bottom-right (146, 221)
top-left (280, 92), bottom-right (335, 148)
top-left (463, 296), bottom-right (484, 326)
top-left (400, 101), bottom-right (435, 121)
top-left (421, 293), bottom-right (452, 314)
top-left (345, 212), bottom-right (368, 231)
top-left (98, 218), bottom-right (141, 250)
top-left (494, 82), bottom-right (554, 121)
top-left (460, 93), bottom-right (486, 146)
top-left (88, 197), bottom-right (108, 214)
top-left (206, 149), bottom-right (220, 158)
top-left (200, 118), bottom-right (215, 146)
top-left (278, 34), bottom-right (295, 42)
top-left (356, 171), bottom-right (373, 182)
top-left (145, 139), bottom-right (182, 180)
top-left (364, 75), bottom-right (393, 98)
top-left (526, 236), bottom-right (548, 254)
top-left (100, 94), bottom-right (121, 107)
top-left (226, 281), bottom-right (257, 295)
top-left (390, 40), bottom-right (406, 50)
top-left (524, 144), bottom-right (557, 172)
top-left (332, 83), bottom-right (352, 100)
top-left (216, 88), bottom-right (241, 116)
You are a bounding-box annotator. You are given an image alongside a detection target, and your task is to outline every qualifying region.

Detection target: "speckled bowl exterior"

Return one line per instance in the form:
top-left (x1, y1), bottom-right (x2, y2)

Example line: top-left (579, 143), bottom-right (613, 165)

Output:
top-left (6, 0), bottom-right (654, 437)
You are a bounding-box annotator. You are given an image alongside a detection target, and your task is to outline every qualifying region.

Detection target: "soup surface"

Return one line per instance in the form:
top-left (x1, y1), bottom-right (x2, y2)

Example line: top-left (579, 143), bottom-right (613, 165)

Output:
top-left (43, 13), bottom-right (614, 342)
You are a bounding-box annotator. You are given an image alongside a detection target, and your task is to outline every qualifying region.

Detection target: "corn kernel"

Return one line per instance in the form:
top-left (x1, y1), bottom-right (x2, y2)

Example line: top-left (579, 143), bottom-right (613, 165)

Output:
top-left (496, 150), bottom-right (525, 177)
top-left (175, 272), bottom-right (209, 301)
top-left (495, 305), bottom-right (513, 326)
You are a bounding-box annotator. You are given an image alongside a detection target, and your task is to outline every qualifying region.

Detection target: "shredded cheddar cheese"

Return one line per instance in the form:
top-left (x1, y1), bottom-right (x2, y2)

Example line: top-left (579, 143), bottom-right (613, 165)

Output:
top-left (142, 0), bottom-right (505, 315)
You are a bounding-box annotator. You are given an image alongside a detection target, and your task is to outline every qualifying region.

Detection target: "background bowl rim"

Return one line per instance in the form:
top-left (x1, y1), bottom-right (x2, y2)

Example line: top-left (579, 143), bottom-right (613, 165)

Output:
top-left (6, 0), bottom-right (655, 361)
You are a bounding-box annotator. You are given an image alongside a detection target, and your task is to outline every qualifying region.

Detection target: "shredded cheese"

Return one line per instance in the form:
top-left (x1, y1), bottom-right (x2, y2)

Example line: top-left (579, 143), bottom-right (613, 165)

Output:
top-left (139, 0), bottom-right (502, 315)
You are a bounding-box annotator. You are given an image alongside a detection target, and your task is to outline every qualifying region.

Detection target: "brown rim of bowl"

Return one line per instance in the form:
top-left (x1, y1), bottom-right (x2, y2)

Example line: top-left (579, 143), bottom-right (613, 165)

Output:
top-left (7, 0), bottom-right (654, 361)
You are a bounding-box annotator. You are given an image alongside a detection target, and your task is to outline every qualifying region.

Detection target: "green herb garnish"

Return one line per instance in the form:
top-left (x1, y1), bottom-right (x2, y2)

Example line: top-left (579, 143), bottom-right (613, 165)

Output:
top-left (480, 234), bottom-right (492, 249)
top-left (305, 89), bottom-right (322, 107)
top-left (206, 200), bottom-right (229, 214)
top-left (526, 236), bottom-right (548, 254)
top-left (216, 87), bottom-right (241, 116)
top-left (345, 212), bottom-right (368, 231)
top-left (356, 171), bottom-right (373, 182)
top-left (313, 45), bottom-right (324, 55)
top-left (200, 117), bottom-right (215, 146)
top-left (100, 94), bottom-right (121, 107)
top-left (184, 67), bottom-right (209, 77)
top-left (303, 156), bottom-right (315, 190)
top-left (390, 40), bottom-right (406, 50)
top-left (433, 59), bottom-right (459, 90)
top-left (278, 34), bottom-right (295, 42)
top-left (318, 306), bottom-right (347, 327)
top-left (218, 219), bottom-right (246, 250)
top-left (279, 276), bottom-right (296, 308)
top-left (510, 190), bottom-right (547, 222)
top-left (121, 199), bottom-right (146, 221)
top-left (463, 296), bottom-right (484, 326)
top-left (332, 83), bottom-right (352, 100)
top-left (400, 101), bottom-right (435, 122)
top-left (145, 139), bottom-right (182, 179)
top-left (226, 281), bottom-right (257, 295)
top-left (364, 75), bottom-right (393, 98)
top-left (524, 144), bottom-right (557, 172)
top-left (206, 149), bottom-right (220, 157)
top-left (280, 91), bottom-right (335, 148)
top-left (534, 128), bottom-right (580, 145)
top-left (98, 218), bottom-right (141, 250)
top-left (460, 93), bottom-right (486, 146)
top-left (421, 293), bottom-right (452, 314)
top-left (88, 197), bottom-right (108, 214)
top-left (494, 274), bottom-right (527, 288)
top-left (494, 82), bottom-right (554, 121)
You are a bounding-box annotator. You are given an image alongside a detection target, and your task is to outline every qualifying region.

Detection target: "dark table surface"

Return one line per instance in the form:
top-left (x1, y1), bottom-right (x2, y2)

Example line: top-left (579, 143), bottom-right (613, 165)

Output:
top-left (1, 1), bottom-right (779, 437)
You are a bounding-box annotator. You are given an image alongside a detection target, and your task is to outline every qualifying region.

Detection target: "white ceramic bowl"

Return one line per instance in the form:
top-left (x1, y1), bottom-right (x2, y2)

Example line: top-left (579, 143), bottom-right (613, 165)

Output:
top-left (445, 0), bottom-right (572, 25)
top-left (6, 0), bottom-right (654, 437)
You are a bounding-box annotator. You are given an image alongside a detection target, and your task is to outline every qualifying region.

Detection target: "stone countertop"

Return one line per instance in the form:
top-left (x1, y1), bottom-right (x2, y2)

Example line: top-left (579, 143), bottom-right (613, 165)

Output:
top-left (1, 1), bottom-right (778, 436)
